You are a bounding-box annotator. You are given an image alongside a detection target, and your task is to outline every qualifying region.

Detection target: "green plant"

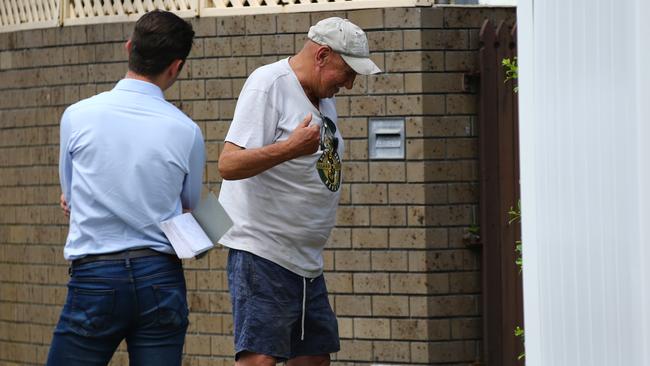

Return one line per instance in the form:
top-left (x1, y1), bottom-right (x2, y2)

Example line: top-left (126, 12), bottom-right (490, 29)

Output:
top-left (515, 326), bottom-right (525, 360)
top-left (502, 57), bottom-right (519, 93)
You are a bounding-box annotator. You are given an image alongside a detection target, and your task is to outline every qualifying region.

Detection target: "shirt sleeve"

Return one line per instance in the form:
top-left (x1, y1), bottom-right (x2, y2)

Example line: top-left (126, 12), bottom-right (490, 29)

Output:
top-left (225, 87), bottom-right (279, 149)
top-left (181, 126), bottom-right (206, 210)
top-left (59, 110), bottom-right (73, 208)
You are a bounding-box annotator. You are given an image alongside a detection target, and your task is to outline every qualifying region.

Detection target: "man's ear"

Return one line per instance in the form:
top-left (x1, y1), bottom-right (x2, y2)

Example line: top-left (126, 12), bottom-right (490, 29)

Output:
top-left (315, 46), bottom-right (332, 67)
top-left (125, 39), bottom-right (133, 55)
top-left (169, 59), bottom-right (185, 78)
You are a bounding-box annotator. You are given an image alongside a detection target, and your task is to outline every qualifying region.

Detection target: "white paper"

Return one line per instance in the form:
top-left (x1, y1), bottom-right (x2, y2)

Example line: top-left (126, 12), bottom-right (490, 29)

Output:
top-left (160, 213), bottom-right (214, 259)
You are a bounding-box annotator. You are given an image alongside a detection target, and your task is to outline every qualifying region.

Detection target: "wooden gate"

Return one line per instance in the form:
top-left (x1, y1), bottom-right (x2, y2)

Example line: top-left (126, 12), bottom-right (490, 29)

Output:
top-left (478, 19), bottom-right (523, 366)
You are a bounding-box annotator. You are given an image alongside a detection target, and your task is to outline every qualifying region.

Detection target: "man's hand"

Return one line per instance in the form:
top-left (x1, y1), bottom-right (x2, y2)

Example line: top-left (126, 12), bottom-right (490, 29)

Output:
top-left (60, 193), bottom-right (70, 218)
top-left (283, 113), bottom-right (320, 159)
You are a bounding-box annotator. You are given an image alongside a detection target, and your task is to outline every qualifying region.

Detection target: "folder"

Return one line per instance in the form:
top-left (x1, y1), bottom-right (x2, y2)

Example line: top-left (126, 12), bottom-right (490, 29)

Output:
top-left (160, 191), bottom-right (233, 259)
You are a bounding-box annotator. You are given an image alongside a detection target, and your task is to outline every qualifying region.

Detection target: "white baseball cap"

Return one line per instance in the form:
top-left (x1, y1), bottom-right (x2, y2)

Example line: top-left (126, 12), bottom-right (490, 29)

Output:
top-left (307, 17), bottom-right (382, 75)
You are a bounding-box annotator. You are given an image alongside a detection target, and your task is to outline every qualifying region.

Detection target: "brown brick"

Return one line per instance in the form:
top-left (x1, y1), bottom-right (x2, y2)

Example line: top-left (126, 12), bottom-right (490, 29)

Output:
top-left (451, 317), bottom-right (482, 339)
top-left (191, 100), bottom-right (219, 120)
top-left (372, 295), bottom-right (409, 316)
top-left (342, 161), bottom-right (368, 182)
top-left (217, 17), bottom-right (246, 35)
top-left (349, 96), bottom-right (385, 116)
top-left (231, 36), bottom-right (261, 56)
top-left (391, 318), bottom-right (450, 341)
top-left (218, 100), bottom-right (237, 119)
top-left (372, 340), bottom-right (410, 363)
top-left (334, 250), bottom-right (370, 271)
top-left (369, 162), bottom-right (405, 182)
top-left (204, 38), bottom-right (232, 57)
top-left (353, 273), bottom-right (389, 294)
top-left (185, 334), bottom-right (211, 355)
top-left (354, 317), bottom-right (389, 339)
top-left (337, 317), bottom-right (353, 338)
top-left (338, 117), bottom-right (367, 138)
top-left (311, 11), bottom-right (347, 25)
top-left (346, 139), bottom-right (368, 160)
top-left (385, 7), bottom-right (422, 28)
top-left (391, 273), bottom-right (449, 294)
top-left (179, 80), bottom-right (205, 100)
top-left (370, 206), bottom-right (406, 227)
top-left (352, 228), bottom-right (388, 248)
top-left (367, 30), bottom-right (402, 51)
top-left (246, 56), bottom-right (278, 74)
top-left (448, 182), bottom-right (479, 203)
top-left (446, 94), bottom-right (477, 114)
top-left (245, 14), bottom-right (277, 35)
top-left (371, 250), bottom-right (407, 272)
top-left (428, 340), bottom-right (477, 363)
top-left (205, 120), bottom-right (230, 140)
top-left (443, 7), bottom-right (516, 28)
top-left (337, 339), bottom-right (372, 361)
top-left (406, 29), bottom-right (469, 50)
top-left (211, 335), bottom-right (235, 355)
top-left (449, 272), bottom-right (481, 293)
top-left (218, 58), bottom-right (247, 77)
top-left (446, 137), bottom-right (477, 158)
top-left (426, 205), bottom-right (473, 226)
top-left (388, 183), bottom-right (425, 204)
top-left (325, 272), bottom-right (353, 293)
top-left (348, 9), bottom-right (385, 30)
top-left (277, 13), bottom-right (311, 33)
top-left (336, 206), bottom-right (370, 226)
top-left (350, 183), bottom-right (386, 204)
top-left (408, 250), bottom-right (468, 272)
top-left (424, 160), bottom-right (477, 182)
top-left (261, 34), bottom-right (295, 55)
top-left (339, 74), bottom-right (367, 96)
top-left (385, 51), bottom-right (444, 72)
top-left (368, 73), bottom-right (404, 94)
top-left (338, 182), bottom-right (351, 204)
top-left (326, 227), bottom-right (351, 248)
top-left (446, 51), bottom-right (478, 71)
top-left (335, 295), bottom-right (372, 316)
top-left (407, 206), bottom-right (426, 227)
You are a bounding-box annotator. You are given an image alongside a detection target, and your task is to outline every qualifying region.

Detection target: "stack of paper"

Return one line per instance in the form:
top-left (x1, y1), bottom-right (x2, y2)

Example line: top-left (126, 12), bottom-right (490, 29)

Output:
top-left (160, 191), bottom-right (233, 259)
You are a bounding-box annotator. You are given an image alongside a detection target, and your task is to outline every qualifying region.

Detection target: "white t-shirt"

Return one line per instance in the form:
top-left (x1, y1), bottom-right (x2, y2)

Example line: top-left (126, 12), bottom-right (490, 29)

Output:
top-left (219, 58), bottom-right (344, 278)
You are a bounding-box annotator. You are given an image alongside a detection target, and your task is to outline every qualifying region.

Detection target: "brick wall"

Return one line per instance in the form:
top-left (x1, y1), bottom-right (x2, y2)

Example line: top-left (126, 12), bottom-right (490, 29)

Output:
top-left (0, 6), bottom-right (515, 365)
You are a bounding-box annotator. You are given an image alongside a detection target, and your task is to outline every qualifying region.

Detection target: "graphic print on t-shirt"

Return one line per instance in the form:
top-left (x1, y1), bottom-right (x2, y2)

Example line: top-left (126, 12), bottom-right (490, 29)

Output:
top-left (316, 116), bottom-right (341, 192)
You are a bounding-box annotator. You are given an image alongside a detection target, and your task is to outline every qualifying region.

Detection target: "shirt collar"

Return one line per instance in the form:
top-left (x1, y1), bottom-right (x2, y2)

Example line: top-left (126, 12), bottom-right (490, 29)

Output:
top-left (114, 78), bottom-right (164, 99)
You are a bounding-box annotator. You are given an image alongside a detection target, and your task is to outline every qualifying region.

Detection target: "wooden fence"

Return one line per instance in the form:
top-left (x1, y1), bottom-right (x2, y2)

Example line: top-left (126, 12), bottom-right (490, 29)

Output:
top-left (478, 19), bottom-right (523, 366)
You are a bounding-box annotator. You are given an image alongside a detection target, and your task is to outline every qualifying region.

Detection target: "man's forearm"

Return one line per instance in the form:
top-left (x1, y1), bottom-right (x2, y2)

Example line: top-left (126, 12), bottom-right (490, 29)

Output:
top-left (218, 141), bottom-right (295, 180)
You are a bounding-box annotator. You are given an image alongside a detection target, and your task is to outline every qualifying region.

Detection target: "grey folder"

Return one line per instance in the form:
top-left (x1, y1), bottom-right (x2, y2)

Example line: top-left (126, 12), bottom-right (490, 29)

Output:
top-left (192, 191), bottom-right (233, 243)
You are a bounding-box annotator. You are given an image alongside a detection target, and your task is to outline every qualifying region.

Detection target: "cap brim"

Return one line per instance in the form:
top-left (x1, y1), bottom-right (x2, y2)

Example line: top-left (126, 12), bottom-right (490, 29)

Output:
top-left (340, 54), bottom-right (382, 75)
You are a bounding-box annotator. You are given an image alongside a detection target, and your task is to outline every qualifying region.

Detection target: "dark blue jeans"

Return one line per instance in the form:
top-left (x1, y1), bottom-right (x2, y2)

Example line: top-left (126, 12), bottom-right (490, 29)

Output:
top-left (46, 254), bottom-right (189, 366)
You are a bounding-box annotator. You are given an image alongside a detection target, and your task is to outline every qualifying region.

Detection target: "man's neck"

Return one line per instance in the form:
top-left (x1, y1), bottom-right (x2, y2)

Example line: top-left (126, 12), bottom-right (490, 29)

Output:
top-left (124, 71), bottom-right (165, 90)
top-left (288, 55), bottom-right (319, 108)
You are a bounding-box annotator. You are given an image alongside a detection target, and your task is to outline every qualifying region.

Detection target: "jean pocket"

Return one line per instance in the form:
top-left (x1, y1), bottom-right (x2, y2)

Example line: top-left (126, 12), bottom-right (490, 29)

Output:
top-left (65, 287), bottom-right (115, 336)
top-left (152, 283), bottom-right (189, 330)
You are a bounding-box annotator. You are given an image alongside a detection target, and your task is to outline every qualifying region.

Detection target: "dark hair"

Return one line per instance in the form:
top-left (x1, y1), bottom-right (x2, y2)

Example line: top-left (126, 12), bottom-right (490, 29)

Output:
top-left (128, 10), bottom-right (195, 77)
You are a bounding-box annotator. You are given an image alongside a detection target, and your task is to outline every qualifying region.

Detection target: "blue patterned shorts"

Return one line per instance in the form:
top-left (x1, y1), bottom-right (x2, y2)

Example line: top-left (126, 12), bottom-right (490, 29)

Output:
top-left (227, 249), bottom-right (340, 361)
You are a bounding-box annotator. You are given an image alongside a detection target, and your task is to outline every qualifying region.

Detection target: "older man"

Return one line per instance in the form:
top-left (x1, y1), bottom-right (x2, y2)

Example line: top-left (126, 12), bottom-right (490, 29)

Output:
top-left (218, 17), bottom-right (381, 366)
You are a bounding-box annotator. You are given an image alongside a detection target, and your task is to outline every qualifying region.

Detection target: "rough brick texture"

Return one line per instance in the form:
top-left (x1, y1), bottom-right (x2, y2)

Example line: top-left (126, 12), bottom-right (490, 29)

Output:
top-left (0, 5), bottom-right (514, 365)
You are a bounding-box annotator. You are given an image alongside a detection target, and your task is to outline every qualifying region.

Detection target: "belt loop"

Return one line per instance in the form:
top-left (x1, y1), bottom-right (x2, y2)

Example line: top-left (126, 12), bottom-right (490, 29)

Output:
top-left (68, 266), bottom-right (72, 276)
top-left (125, 257), bottom-right (131, 269)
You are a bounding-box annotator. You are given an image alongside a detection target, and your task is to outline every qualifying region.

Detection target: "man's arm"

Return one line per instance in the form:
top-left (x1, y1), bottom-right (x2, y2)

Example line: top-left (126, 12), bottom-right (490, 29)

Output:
top-left (218, 113), bottom-right (320, 180)
top-left (59, 110), bottom-right (73, 216)
top-left (181, 128), bottom-right (206, 210)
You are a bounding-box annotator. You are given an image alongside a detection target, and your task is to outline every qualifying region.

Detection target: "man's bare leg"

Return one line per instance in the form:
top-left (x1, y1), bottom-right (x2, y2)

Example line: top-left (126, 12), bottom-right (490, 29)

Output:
top-left (286, 354), bottom-right (330, 366)
top-left (236, 351), bottom-right (276, 366)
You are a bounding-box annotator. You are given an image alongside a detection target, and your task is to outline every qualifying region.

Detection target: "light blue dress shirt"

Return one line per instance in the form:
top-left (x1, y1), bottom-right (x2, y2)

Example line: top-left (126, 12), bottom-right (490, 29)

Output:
top-left (59, 78), bottom-right (205, 260)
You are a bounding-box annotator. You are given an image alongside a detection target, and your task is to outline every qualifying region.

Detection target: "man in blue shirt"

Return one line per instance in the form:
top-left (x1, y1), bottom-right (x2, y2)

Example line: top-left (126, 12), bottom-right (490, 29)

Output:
top-left (46, 10), bottom-right (204, 366)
